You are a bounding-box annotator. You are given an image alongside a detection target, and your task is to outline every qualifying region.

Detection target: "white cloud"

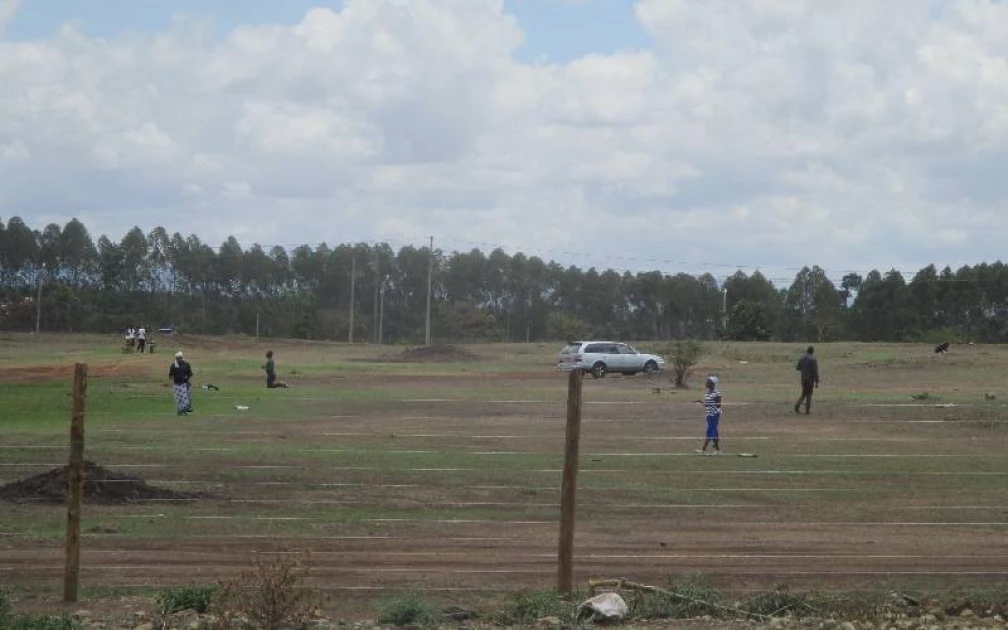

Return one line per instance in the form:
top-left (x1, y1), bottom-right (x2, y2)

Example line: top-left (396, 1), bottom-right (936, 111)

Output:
top-left (0, 0), bottom-right (1006, 280)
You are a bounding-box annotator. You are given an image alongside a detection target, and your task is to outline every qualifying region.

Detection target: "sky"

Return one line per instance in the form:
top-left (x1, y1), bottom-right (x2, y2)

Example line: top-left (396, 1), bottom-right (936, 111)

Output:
top-left (1, 0), bottom-right (1006, 286)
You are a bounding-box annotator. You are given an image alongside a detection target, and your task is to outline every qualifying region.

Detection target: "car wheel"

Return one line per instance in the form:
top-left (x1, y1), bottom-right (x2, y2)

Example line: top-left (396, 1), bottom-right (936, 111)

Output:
top-left (643, 360), bottom-right (658, 374)
top-left (591, 362), bottom-right (607, 379)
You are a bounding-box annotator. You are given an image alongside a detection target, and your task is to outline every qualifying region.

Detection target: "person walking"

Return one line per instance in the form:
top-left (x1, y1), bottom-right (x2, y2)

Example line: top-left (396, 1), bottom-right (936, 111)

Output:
top-left (169, 351), bottom-right (194, 416)
top-left (695, 375), bottom-right (722, 455)
top-left (794, 345), bottom-right (820, 415)
top-left (137, 326), bottom-right (147, 353)
top-left (263, 350), bottom-right (290, 389)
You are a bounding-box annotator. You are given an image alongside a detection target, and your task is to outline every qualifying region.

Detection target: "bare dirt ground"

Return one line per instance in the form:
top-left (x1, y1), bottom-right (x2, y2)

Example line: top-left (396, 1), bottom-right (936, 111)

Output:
top-left (2, 345), bottom-right (1008, 623)
top-left (0, 361), bottom-right (149, 384)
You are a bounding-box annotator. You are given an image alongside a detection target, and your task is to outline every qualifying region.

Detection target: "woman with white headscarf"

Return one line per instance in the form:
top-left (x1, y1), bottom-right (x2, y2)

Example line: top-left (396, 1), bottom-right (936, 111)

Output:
top-left (168, 351), bottom-right (194, 416)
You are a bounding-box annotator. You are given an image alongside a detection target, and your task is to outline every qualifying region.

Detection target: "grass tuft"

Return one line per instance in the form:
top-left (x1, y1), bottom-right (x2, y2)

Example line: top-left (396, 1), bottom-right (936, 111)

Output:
top-left (376, 593), bottom-right (442, 627)
top-left (739, 584), bottom-right (820, 617)
top-left (492, 589), bottom-right (585, 626)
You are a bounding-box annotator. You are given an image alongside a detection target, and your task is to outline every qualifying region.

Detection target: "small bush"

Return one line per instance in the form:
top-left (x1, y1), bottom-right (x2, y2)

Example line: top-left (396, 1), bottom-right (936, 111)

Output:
top-left (212, 551), bottom-right (321, 630)
top-left (4, 614), bottom-right (82, 630)
top-left (655, 340), bottom-right (704, 388)
top-left (157, 584), bottom-right (218, 614)
top-left (910, 392), bottom-right (940, 401)
top-left (376, 593), bottom-right (441, 627)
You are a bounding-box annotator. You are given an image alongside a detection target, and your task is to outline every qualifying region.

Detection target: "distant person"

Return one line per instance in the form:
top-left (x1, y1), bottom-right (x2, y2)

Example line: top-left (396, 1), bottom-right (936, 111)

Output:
top-left (695, 375), bottom-right (722, 455)
top-left (168, 351), bottom-right (193, 416)
top-left (794, 346), bottom-right (820, 415)
top-left (263, 350), bottom-right (290, 389)
top-left (137, 327), bottom-right (147, 353)
top-left (126, 327), bottom-right (135, 347)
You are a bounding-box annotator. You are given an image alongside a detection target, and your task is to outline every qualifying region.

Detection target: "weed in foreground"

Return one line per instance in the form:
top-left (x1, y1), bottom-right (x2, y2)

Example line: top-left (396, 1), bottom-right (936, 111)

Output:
top-left (375, 593), bottom-right (442, 627)
top-left (0, 588), bottom-right (11, 625)
top-left (739, 584), bottom-right (821, 617)
top-left (156, 584), bottom-right (218, 615)
top-left (0, 590), bottom-right (79, 630)
top-left (211, 551), bottom-right (321, 630)
top-left (2, 614), bottom-right (82, 630)
top-left (493, 589), bottom-right (584, 626)
top-left (623, 574), bottom-right (725, 620)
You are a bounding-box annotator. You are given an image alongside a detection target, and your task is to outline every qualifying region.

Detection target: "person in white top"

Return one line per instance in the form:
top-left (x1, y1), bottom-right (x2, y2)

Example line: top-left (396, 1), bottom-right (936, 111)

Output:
top-left (137, 327), bottom-right (147, 353)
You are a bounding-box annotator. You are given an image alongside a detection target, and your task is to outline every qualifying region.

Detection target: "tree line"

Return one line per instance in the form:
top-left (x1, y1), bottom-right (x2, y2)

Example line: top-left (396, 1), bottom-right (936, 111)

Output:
top-left (1, 216), bottom-right (1006, 344)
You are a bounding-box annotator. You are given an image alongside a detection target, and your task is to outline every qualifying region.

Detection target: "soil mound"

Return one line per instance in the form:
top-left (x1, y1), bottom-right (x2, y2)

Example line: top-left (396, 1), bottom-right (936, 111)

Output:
top-left (0, 460), bottom-right (202, 504)
top-left (399, 344), bottom-right (480, 363)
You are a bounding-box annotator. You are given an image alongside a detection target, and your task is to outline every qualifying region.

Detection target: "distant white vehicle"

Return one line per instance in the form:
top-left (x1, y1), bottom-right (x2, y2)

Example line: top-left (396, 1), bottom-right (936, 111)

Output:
top-left (557, 341), bottom-right (666, 379)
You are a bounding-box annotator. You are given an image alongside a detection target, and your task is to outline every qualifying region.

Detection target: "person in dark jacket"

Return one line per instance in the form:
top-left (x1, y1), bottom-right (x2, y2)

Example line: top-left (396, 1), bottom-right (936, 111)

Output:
top-left (263, 350), bottom-right (290, 389)
top-left (169, 351), bottom-right (194, 416)
top-left (794, 346), bottom-right (819, 415)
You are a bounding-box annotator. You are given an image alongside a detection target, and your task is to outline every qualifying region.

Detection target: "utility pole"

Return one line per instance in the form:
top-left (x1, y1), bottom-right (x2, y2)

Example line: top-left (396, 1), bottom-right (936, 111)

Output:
top-left (425, 236), bottom-right (433, 346)
top-left (348, 257), bottom-right (356, 344)
top-left (34, 272), bottom-right (43, 334)
top-left (378, 274), bottom-right (389, 345)
top-left (372, 249), bottom-right (379, 344)
top-left (723, 287), bottom-right (728, 332)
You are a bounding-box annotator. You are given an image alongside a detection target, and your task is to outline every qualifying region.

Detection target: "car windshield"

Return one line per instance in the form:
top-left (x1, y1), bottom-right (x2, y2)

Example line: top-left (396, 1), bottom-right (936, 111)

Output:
top-left (617, 344), bottom-right (637, 354)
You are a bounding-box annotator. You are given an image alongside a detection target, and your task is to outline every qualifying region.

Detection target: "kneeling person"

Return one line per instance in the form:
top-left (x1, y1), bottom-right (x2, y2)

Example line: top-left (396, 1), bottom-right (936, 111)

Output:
top-left (263, 350), bottom-right (290, 389)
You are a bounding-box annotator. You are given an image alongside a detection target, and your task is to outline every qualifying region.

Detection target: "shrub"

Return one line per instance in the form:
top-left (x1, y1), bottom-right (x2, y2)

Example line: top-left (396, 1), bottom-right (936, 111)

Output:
top-left (661, 340), bottom-right (703, 388)
top-left (212, 551), bottom-right (321, 630)
top-left (376, 593), bottom-right (441, 627)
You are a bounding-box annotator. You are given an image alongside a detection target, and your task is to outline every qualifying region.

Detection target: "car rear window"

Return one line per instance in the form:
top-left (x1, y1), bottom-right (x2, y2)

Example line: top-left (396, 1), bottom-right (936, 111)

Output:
top-left (560, 344), bottom-right (582, 354)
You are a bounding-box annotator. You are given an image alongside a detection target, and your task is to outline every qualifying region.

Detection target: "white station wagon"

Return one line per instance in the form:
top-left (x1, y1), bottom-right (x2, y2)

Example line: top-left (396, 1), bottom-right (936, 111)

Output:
top-left (557, 341), bottom-right (666, 378)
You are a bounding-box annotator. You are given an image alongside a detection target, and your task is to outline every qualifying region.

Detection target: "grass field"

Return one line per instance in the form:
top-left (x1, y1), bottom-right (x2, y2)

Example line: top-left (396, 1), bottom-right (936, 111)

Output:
top-left (1, 333), bottom-right (1007, 619)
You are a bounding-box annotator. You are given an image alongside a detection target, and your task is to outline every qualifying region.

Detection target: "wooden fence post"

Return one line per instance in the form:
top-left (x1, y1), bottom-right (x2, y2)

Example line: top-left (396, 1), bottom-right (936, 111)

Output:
top-left (63, 363), bottom-right (87, 603)
top-left (557, 368), bottom-right (583, 594)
